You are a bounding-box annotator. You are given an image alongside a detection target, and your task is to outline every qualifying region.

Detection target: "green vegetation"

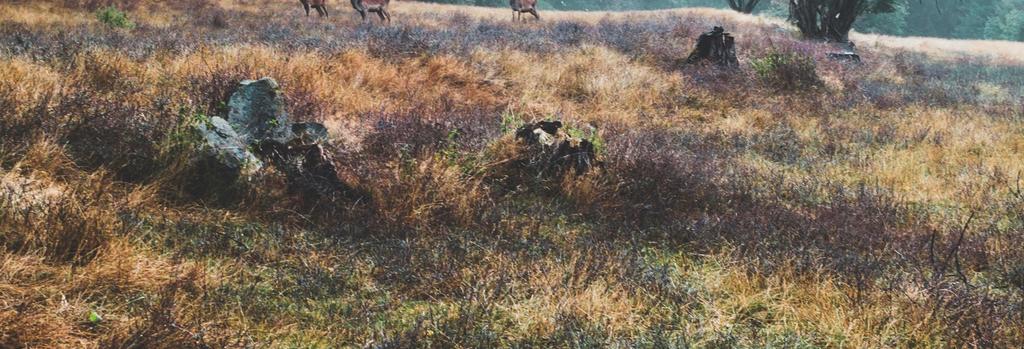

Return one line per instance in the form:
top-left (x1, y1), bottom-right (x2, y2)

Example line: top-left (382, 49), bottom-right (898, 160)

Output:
top-left (751, 51), bottom-right (821, 91)
top-left (95, 5), bottom-right (135, 29)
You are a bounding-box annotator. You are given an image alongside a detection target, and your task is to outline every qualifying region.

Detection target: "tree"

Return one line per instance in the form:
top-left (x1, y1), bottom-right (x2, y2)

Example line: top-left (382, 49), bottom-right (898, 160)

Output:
top-left (901, 0), bottom-right (971, 39)
top-left (983, 0), bottom-right (1024, 41)
top-left (855, 1), bottom-right (908, 35)
top-left (725, 0), bottom-right (761, 13)
top-left (787, 0), bottom-right (899, 42)
top-left (952, 0), bottom-right (996, 39)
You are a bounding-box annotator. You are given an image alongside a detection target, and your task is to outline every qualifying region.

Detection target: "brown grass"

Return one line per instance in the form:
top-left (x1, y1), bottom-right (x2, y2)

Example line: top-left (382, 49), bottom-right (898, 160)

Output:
top-left (1, 0), bottom-right (1023, 347)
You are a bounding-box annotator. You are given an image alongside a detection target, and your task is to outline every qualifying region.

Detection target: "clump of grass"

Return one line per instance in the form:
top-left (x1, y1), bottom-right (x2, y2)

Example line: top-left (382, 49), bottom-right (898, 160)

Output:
top-left (751, 51), bottom-right (822, 91)
top-left (0, 142), bottom-right (120, 264)
top-left (95, 6), bottom-right (135, 29)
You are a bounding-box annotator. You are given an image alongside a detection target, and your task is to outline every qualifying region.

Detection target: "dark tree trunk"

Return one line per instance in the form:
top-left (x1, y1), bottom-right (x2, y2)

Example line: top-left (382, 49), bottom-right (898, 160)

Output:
top-left (726, 0), bottom-right (761, 14)
top-left (685, 26), bottom-right (739, 67)
top-left (821, 0), bottom-right (862, 42)
top-left (789, 0), bottom-right (823, 39)
top-left (788, 0), bottom-right (871, 43)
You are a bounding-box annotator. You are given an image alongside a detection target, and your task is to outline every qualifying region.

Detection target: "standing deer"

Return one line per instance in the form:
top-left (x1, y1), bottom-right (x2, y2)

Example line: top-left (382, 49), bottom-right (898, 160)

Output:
top-left (300, 0), bottom-right (329, 17)
top-left (510, 0), bottom-right (539, 21)
top-left (351, 0), bottom-right (391, 23)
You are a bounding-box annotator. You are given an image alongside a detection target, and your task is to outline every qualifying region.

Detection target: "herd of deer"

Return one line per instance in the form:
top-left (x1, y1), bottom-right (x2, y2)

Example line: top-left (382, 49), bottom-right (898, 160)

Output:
top-left (299, 0), bottom-right (539, 22)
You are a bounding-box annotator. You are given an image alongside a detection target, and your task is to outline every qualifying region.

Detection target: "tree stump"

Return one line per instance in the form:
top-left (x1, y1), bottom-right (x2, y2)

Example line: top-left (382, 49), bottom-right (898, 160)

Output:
top-left (514, 121), bottom-right (598, 176)
top-left (254, 123), bottom-right (352, 202)
top-left (686, 26), bottom-right (739, 67)
top-left (826, 41), bottom-right (861, 63)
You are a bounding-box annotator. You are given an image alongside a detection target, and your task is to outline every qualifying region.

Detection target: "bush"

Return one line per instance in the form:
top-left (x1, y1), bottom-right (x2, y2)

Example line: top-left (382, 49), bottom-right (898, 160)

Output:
top-left (95, 6), bottom-right (135, 29)
top-left (750, 51), bottom-right (821, 91)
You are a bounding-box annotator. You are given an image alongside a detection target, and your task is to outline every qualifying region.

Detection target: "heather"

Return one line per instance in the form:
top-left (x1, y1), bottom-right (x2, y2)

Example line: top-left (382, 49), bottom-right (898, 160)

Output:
top-left (1, 1), bottom-right (1023, 347)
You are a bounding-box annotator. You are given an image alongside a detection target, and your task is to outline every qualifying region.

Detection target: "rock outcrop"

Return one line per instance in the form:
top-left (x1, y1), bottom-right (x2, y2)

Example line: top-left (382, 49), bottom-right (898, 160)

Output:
top-left (227, 78), bottom-right (293, 144)
top-left (192, 116), bottom-right (264, 176)
top-left (189, 77), bottom-right (349, 202)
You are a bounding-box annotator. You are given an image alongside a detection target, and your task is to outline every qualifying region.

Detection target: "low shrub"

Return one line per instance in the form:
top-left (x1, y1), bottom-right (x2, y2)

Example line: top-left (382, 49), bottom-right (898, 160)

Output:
top-left (96, 6), bottom-right (135, 29)
top-left (751, 51), bottom-right (822, 91)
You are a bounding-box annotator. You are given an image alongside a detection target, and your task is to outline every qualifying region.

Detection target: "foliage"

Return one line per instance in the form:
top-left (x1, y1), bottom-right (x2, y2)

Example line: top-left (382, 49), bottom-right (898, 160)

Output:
top-left (984, 0), bottom-right (1024, 41)
top-left (854, 0), bottom-right (908, 35)
top-left (787, 0), bottom-right (899, 42)
top-left (750, 51), bottom-right (821, 91)
top-left (95, 6), bottom-right (135, 29)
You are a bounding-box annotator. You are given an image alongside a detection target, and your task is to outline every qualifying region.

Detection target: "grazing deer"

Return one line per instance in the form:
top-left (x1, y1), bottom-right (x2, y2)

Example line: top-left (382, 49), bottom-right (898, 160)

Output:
top-left (351, 0), bottom-right (391, 23)
top-left (300, 0), bottom-right (329, 17)
top-left (510, 0), bottom-right (539, 21)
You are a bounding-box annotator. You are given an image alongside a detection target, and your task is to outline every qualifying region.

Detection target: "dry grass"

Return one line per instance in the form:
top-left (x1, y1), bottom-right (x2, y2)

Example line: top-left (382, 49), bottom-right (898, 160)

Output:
top-left (1, 0), bottom-right (1023, 347)
top-left (852, 32), bottom-right (1024, 65)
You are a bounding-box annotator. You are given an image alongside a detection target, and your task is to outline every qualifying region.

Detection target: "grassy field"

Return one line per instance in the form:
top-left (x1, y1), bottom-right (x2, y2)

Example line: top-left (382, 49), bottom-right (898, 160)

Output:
top-left (1, 0), bottom-right (1023, 347)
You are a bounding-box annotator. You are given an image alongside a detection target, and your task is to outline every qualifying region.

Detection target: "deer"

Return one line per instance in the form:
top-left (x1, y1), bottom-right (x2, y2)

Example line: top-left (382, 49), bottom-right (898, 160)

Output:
top-left (510, 0), bottom-right (539, 21)
top-left (300, 0), bottom-right (329, 17)
top-left (351, 0), bottom-right (391, 23)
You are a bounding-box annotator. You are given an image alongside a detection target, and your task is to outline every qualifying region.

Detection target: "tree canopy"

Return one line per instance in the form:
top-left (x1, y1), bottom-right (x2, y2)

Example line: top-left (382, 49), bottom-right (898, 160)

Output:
top-left (788, 0), bottom-right (901, 42)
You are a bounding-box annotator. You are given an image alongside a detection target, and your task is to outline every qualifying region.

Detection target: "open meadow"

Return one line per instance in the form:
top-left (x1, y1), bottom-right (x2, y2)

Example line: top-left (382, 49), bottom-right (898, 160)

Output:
top-left (1, 0), bottom-right (1023, 347)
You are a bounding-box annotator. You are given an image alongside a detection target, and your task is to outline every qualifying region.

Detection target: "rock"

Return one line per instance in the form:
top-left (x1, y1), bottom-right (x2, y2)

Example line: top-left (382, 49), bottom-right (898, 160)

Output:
top-left (227, 77), bottom-right (292, 144)
top-left (192, 116), bottom-right (263, 175)
top-left (269, 121), bottom-right (349, 199)
top-left (182, 77), bottom-right (357, 204)
top-left (685, 26), bottom-right (739, 67)
top-left (514, 120), bottom-right (597, 176)
top-left (182, 115), bottom-right (264, 203)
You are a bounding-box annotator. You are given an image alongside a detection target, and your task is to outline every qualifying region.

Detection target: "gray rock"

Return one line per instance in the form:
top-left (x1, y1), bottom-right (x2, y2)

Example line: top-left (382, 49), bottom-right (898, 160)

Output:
top-left (227, 77), bottom-right (293, 144)
top-left (182, 77), bottom-right (357, 204)
top-left (193, 116), bottom-right (263, 175)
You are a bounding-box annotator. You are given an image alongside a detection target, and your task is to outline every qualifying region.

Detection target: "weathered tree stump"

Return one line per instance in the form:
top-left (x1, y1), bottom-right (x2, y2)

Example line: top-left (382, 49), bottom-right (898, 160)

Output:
top-left (254, 122), bottom-right (351, 202)
top-left (826, 41), bottom-right (861, 63)
top-left (514, 121), bottom-right (597, 176)
top-left (686, 26), bottom-right (739, 67)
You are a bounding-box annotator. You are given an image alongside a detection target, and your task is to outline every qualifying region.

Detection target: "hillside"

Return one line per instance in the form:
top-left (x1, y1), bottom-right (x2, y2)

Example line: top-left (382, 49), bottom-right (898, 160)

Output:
top-left (2, 1), bottom-right (1023, 347)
